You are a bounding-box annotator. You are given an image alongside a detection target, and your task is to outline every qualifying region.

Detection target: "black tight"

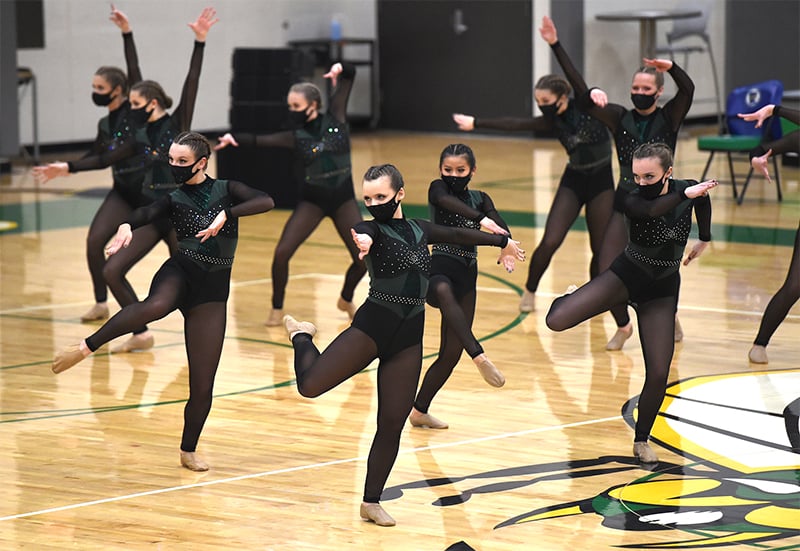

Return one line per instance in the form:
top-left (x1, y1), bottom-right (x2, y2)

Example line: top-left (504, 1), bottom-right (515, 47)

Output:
top-left (271, 199), bottom-right (366, 309)
top-left (754, 223), bottom-right (800, 346)
top-left (546, 271), bottom-right (677, 442)
top-left (525, 186), bottom-right (614, 292)
top-left (86, 190), bottom-right (134, 303)
top-left (598, 211), bottom-right (632, 327)
top-left (413, 275), bottom-right (479, 414)
top-left (292, 328), bottom-right (421, 503)
top-left (103, 219), bottom-right (178, 334)
top-left (84, 266), bottom-right (227, 453)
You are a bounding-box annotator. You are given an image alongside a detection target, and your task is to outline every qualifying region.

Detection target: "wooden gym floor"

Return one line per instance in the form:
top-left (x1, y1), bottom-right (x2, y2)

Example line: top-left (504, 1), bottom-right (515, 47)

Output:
top-left (1, 127), bottom-right (799, 550)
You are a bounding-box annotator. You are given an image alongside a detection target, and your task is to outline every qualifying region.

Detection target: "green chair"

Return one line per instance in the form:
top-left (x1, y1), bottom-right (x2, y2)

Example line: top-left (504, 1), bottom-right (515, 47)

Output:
top-left (697, 80), bottom-right (783, 205)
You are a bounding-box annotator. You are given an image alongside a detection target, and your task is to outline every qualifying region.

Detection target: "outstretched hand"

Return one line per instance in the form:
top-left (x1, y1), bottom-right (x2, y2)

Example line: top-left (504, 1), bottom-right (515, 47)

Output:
top-left (106, 223), bottom-right (133, 256)
top-left (684, 179), bottom-right (718, 198)
top-left (214, 132), bottom-right (239, 151)
top-left (590, 88), bottom-right (608, 107)
top-left (323, 63), bottom-right (343, 88)
top-left (539, 15), bottom-right (558, 45)
top-left (683, 240), bottom-right (709, 266)
top-left (351, 228), bottom-right (373, 260)
top-left (737, 104), bottom-right (775, 128)
top-left (643, 58), bottom-right (673, 72)
top-left (196, 210), bottom-right (227, 243)
top-left (189, 6), bottom-right (219, 42)
top-left (497, 239), bottom-right (525, 273)
top-left (109, 4), bottom-right (131, 33)
top-left (479, 217), bottom-right (509, 236)
top-left (751, 149), bottom-right (773, 182)
top-left (32, 162), bottom-right (69, 184)
top-left (452, 113), bottom-right (475, 131)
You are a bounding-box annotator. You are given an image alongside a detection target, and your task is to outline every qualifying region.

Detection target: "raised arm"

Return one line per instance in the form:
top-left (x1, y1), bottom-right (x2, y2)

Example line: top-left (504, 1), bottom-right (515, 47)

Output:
top-left (110, 5), bottom-right (143, 86)
top-left (548, 39), bottom-right (624, 131)
top-left (471, 115), bottom-right (553, 134)
top-left (326, 62), bottom-right (356, 124)
top-left (657, 60), bottom-right (695, 133)
top-left (172, 8), bottom-right (218, 131)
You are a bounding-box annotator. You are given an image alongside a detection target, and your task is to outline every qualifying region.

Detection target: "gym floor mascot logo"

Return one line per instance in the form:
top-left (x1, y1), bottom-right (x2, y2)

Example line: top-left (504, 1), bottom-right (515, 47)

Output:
top-left (383, 369), bottom-right (800, 548)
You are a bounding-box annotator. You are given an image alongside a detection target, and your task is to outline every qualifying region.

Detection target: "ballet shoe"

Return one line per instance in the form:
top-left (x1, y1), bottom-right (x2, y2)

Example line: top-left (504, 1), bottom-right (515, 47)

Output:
top-left (519, 289), bottom-right (536, 312)
top-left (633, 441), bottom-right (658, 464)
top-left (674, 316), bottom-right (684, 343)
top-left (265, 308), bottom-right (284, 327)
top-left (337, 297), bottom-right (357, 320)
top-left (748, 345), bottom-right (768, 364)
top-left (606, 323), bottom-right (633, 351)
top-left (360, 502), bottom-right (396, 527)
top-left (283, 315), bottom-right (317, 342)
top-left (110, 333), bottom-right (155, 354)
top-left (180, 451), bottom-right (209, 472)
top-left (52, 343), bottom-right (88, 374)
top-left (80, 302), bottom-right (109, 322)
top-left (473, 354), bottom-right (505, 387)
top-left (409, 409), bottom-right (449, 429)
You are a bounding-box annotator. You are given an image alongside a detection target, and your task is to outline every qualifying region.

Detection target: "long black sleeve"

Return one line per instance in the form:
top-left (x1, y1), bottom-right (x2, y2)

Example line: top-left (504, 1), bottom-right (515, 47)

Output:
top-left (623, 185), bottom-right (690, 219)
top-left (68, 139), bottom-right (138, 173)
top-left (123, 32), bottom-right (142, 87)
top-left (171, 41), bottom-right (206, 132)
top-left (429, 181), bottom-right (511, 234)
top-left (474, 116), bottom-right (553, 134)
top-left (419, 219), bottom-right (508, 248)
top-left (550, 41), bottom-right (626, 133)
top-left (775, 106), bottom-right (800, 125)
top-left (693, 194), bottom-right (712, 242)
top-left (127, 195), bottom-right (171, 230)
top-left (238, 130), bottom-right (295, 149)
top-left (328, 62), bottom-right (356, 124)
top-left (663, 62), bottom-right (694, 133)
top-left (226, 180), bottom-right (275, 217)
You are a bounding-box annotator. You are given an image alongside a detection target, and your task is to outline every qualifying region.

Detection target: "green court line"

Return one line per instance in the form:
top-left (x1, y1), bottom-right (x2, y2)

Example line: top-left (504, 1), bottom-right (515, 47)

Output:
top-left (0, 271), bottom-right (525, 423)
top-left (1, 193), bottom-right (797, 246)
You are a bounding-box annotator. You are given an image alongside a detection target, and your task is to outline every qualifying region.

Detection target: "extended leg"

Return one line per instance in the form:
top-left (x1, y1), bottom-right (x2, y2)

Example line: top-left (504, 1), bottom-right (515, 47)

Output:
top-left (545, 270), bottom-right (629, 332)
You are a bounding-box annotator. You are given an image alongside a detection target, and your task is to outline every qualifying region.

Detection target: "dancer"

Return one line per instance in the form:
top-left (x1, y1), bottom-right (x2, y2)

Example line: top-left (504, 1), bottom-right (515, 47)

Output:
top-left (453, 73), bottom-right (614, 314)
top-left (409, 144), bottom-right (512, 431)
top-left (540, 15), bottom-right (695, 350)
top-left (215, 62), bottom-right (366, 326)
top-left (737, 104), bottom-right (800, 364)
top-left (51, 132), bottom-right (275, 472)
top-left (33, 4), bottom-right (142, 323)
top-left (34, 6), bottom-right (217, 355)
top-left (283, 163), bottom-right (524, 526)
top-left (546, 143), bottom-right (716, 464)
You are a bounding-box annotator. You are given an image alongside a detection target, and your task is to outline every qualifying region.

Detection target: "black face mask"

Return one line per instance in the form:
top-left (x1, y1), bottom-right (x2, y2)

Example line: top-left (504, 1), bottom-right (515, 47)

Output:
top-left (287, 109), bottom-right (308, 128)
top-left (639, 175), bottom-right (668, 200)
top-left (171, 158), bottom-right (205, 185)
top-left (441, 174), bottom-right (472, 192)
top-left (631, 93), bottom-right (657, 110)
top-left (128, 106), bottom-right (150, 126)
top-left (92, 91), bottom-right (114, 107)
top-left (539, 102), bottom-right (559, 118)
top-left (366, 192), bottom-right (400, 223)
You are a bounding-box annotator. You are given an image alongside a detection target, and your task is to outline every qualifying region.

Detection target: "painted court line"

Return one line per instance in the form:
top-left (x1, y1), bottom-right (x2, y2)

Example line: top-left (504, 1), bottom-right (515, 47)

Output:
top-left (0, 415), bottom-right (620, 522)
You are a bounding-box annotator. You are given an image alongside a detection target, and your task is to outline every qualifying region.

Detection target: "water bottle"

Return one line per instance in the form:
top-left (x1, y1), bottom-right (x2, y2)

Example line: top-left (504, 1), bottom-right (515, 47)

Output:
top-left (330, 16), bottom-right (342, 42)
